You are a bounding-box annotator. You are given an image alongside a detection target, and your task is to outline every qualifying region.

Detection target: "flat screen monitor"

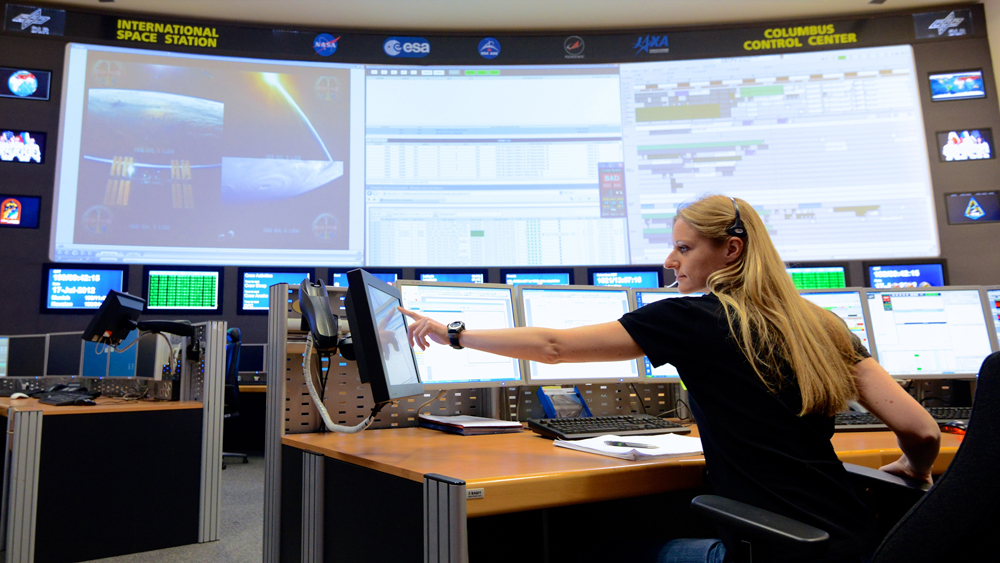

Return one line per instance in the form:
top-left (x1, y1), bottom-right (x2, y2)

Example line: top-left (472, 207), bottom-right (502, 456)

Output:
top-left (798, 289), bottom-right (873, 353)
top-left (501, 269), bottom-right (573, 286)
top-left (238, 343), bottom-right (266, 373)
top-left (785, 265), bottom-right (847, 290)
top-left (45, 332), bottom-right (84, 376)
top-left (1, 67), bottom-right (51, 100)
top-left (936, 128), bottom-right (994, 161)
top-left (1, 194), bottom-right (41, 229)
top-left (864, 288), bottom-right (995, 379)
top-left (0, 337), bottom-right (8, 377)
top-left (518, 286), bottom-right (640, 384)
top-left (143, 266), bottom-right (223, 312)
top-left (397, 281), bottom-right (523, 389)
top-left (238, 268), bottom-right (314, 313)
top-left (5, 334), bottom-right (46, 377)
top-left (944, 191), bottom-right (1000, 224)
top-left (589, 267), bottom-right (662, 288)
top-left (929, 69), bottom-right (986, 101)
top-left (865, 261), bottom-right (947, 288)
top-left (42, 264), bottom-right (128, 312)
top-left (985, 287), bottom-right (1000, 347)
top-left (631, 288), bottom-right (706, 381)
top-left (1, 129), bottom-right (46, 164)
top-left (82, 329), bottom-right (139, 378)
top-left (344, 269), bottom-right (423, 403)
top-left (330, 268), bottom-right (400, 287)
top-left (415, 269), bottom-right (487, 284)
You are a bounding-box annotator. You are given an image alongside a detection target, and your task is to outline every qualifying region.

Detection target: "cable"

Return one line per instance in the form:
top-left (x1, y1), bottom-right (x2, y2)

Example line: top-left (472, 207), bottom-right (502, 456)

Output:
top-left (629, 382), bottom-right (648, 415)
top-left (416, 389), bottom-right (447, 416)
top-left (303, 334), bottom-right (382, 433)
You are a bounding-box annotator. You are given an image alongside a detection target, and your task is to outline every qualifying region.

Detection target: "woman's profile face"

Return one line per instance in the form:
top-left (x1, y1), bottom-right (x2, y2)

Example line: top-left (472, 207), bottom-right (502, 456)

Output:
top-left (664, 218), bottom-right (733, 293)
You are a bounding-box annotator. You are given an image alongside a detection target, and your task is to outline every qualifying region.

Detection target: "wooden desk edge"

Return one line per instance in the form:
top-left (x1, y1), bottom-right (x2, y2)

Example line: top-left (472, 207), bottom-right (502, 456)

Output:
top-left (0, 398), bottom-right (203, 416)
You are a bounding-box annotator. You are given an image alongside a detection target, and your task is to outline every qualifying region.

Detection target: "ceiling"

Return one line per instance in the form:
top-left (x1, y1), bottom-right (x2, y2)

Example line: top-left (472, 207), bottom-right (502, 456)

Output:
top-left (29, 0), bottom-right (977, 32)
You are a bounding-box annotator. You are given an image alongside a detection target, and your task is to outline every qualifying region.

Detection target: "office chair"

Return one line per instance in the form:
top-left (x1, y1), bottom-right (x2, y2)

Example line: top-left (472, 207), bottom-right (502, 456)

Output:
top-left (689, 350), bottom-right (1000, 562)
top-left (222, 327), bottom-right (249, 469)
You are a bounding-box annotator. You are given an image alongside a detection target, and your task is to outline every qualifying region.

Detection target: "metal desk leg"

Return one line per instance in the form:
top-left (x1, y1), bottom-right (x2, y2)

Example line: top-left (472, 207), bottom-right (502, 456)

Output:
top-left (301, 452), bottom-right (325, 563)
top-left (424, 474), bottom-right (468, 563)
top-left (4, 409), bottom-right (43, 563)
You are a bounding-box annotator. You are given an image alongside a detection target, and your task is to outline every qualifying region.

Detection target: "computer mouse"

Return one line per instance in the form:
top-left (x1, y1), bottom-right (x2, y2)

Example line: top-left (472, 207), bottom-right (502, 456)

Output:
top-left (10, 392), bottom-right (30, 400)
top-left (941, 420), bottom-right (967, 435)
top-left (74, 397), bottom-right (97, 406)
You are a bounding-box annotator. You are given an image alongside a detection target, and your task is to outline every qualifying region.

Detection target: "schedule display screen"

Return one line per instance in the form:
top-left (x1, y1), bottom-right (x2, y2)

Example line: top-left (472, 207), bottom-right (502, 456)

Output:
top-left (45, 267), bottom-right (125, 310)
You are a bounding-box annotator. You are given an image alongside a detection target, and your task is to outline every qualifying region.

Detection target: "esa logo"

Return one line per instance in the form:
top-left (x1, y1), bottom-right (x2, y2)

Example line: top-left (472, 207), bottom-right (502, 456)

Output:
top-left (383, 37), bottom-right (431, 58)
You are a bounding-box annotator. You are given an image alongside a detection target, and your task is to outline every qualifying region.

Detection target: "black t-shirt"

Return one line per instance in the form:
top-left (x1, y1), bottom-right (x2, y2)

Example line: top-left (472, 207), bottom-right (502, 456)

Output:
top-left (618, 293), bottom-right (877, 563)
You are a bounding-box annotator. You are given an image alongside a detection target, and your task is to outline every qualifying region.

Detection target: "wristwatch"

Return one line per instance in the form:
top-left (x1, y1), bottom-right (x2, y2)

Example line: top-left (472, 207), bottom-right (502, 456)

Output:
top-left (447, 321), bottom-right (466, 349)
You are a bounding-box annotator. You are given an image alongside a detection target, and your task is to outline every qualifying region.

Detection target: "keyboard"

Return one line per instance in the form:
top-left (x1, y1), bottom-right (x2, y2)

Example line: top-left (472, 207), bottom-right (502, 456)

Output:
top-left (834, 411), bottom-right (887, 431)
top-left (38, 391), bottom-right (100, 406)
top-left (527, 414), bottom-right (690, 440)
top-left (925, 407), bottom-right (972, 421)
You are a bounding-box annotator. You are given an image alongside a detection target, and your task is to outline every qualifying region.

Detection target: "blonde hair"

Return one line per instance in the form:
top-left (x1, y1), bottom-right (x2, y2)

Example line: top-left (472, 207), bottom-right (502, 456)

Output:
top-left (676, 195), bottom-right (861, 416)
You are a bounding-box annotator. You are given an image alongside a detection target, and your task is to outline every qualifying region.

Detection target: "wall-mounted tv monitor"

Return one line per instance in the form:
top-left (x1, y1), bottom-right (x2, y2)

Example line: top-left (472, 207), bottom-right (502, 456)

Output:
top-left (397, 280), bottom-right (523, 389)
top-left (330, 268), bottom-right (401, 287)
top-left (518, 286), bottom-right (640, 384)
top-left (944, 191), bottom-right (1000, 224)
top-left (1, 194), bottom-right (40, 229)
top-left (143, 266), bottom-right (223, 312)
top-left (501, 269), bottom-right (574, 286)
top-left (936, 128), bottom-right (993, 161)
top-left (238, 267), bottom-right (314, 313)
top-left (631, 288), bottom-right (705, 381)
top-left (0, 67), bottom-right (51, 100)
top-left (864, 288), bottom-right (995, 379)
top-left (43, 264), bottom-right (128, 312)
top-left (785, 265), bottom-right (848, 290)
top-left (798, 289), bottom-right (873, 353)
top-left (865, 260), bottom-right (947, 288)
top-left (415, 269), bottom-right (487, 284)
top-left (929, 69), bottom-right (986, 101)
top-left (0, 129), bottom-right (45, 164)
top-left (589, 267), bottom-right (662, 288)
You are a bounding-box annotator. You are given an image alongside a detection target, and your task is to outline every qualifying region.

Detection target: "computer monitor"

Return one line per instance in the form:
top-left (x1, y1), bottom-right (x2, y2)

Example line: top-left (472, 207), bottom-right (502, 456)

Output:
top-left (397, 280), bottom-right (523, 389)
top-left (936, 128), bottom-right (994, 161)
top-left (798, 289), bottom-right (873, 353)
top-left (344, 269), bottom-right (424, 403)
top-left (865, 260), bottom-right (947, 288)
top-left (588, 267), bottom-right (662, 288)
top-left (518, 285), bottom-right (640, 385)
top-left (41, 264), bottom-right (128, 313)
top-left (984, 287), bottom-right (1000, 347)
top-left (415, 269), bottom-right (488, 284)
top-left (500, 269), bottom-right (574, 286)
top-left (45, 332), bottom-right (84, 376)
top-left (330, 268), bottom-right (401, 287)
top-left (143, 266), bottom-right (223, 313)
top-left (0, 194), bottom-right (41, 229)
top-left (0, 336), bottom-right (8, 377)
top-left (82, 329), bottom-right (139, 378)
top-left (864, 287), bottom-right (996, 379)
top-left (631, 288), bottom-right (706, 381)
top-left (5, 334), bottom-right (46, 377)
top-left (238, 343), bottom-right (267, 373)
top-left (928, 69), bottom-right (986, 102)
top-left (238, 267), bottom-right (314, 314)
top-left (785, 264), bottom-right (848, 290)
top-left (944, 191), bottom-right (1000, 224)
top-left (82, 290), bottom-right (146, 347)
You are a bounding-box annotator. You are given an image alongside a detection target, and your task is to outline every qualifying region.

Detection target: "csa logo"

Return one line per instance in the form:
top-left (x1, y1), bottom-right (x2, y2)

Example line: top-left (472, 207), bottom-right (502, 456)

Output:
top-left (384, 36), bottom-right (431, 58)
top-left (634, 35), bottom-right (669, 55)
top-left (564, 35), bottom-right (585, 58)
top-left (313, 33), bottom-right (339, 56)
top-left (1, 198), bottom-right (22, 225)
top-left (478, 37), bottom-right (501, 59)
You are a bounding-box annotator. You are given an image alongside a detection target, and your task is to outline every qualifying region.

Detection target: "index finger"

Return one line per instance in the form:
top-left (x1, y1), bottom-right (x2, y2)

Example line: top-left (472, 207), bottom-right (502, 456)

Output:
top-left (398, 306), bottom-right (422, 321)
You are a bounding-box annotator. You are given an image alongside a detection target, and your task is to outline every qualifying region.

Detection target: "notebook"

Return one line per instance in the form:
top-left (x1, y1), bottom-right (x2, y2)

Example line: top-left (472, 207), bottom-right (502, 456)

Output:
top-left (554, 433), bottom-right (703, 460)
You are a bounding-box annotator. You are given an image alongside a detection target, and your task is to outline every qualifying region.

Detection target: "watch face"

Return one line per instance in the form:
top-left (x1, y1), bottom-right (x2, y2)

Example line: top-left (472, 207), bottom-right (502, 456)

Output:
top-left (448, 321), bottom-right (463, 330)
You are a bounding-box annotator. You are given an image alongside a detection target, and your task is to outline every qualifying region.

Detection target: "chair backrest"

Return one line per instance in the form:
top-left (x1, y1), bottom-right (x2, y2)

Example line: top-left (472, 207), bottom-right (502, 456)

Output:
top-left (224, 327), bottom-right (241, 417)
top-left (872, 351), bottom-right (1000, 561)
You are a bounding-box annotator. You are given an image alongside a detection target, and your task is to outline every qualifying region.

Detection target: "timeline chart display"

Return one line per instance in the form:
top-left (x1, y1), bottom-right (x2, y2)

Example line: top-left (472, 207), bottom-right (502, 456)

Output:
top-left (799, 290), bottom-right (871, 352)
top-left (787, 267), bottom-right (847, 289)
top-left (364, 65), bottom-right (628, 267)
top-left (633, 290), bottom-right (704, 379)
top-left (618, 45), bottom-right (936, 264)
top-left (865, 290), bottom-right (993, 378)
top-left (147, 270), bottom-right (219, 310)
top-left (46, 267), bottom-right (125, 310)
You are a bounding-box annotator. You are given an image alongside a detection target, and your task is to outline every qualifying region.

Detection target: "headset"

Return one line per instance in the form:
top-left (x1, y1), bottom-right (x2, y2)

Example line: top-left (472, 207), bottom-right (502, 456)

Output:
top-left (726, 196), bottom-right (747, 238)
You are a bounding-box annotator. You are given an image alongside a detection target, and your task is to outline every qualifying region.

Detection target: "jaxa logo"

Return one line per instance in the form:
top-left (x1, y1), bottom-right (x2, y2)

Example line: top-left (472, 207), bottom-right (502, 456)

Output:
top-left (6, 5), bottom-right (65, 35)
top-left (1, 198), bottom-right (22, 225)
top-left (634, 35), bottom-right (669, 55)
top-left (383, 37), bottom-right (431, 58)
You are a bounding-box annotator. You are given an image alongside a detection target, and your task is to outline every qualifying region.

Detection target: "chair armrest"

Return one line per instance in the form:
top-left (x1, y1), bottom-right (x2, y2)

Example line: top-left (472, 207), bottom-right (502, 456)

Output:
top-left (690, 495), bottom-right (830, 548)
top-left (843, 463), bottom-right (931, 493)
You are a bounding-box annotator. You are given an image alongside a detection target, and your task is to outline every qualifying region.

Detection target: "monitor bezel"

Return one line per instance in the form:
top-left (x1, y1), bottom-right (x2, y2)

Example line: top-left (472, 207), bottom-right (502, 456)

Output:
top-left (141, 265), bottom-right (225, 314)
top-left (395, 279), bottom-right (525, 390)
top-left (586, 265), bottom-right (664, 288)
top-left (2, 333), bottom-right (48, 377)
top-left (863, 259), bottom-right (949, 288)
top-left (784, 261), bottom-right (852, 289)
top-left (43, 330), bottom-right (85, 376)
top-left (413, 268), bottom-right (490, 284)
top-left (237, 266), bottom-right (315, 316)
top-left (862, 286), bottom-right (996, 380)
top-left (499, 268), bottom-right (575, 286)
top-left (797, 287), bottom-right (876, 358)
top-left (934, 127), bottom-right (995, 162)
top-left (329, 267), bottom-right (403, 287)
top-left (517, 284), bottom-right (641, 385)
top-left (39, 263), bottom-right (129, 315)
top-left (928, 68), bottom-right (987, 102)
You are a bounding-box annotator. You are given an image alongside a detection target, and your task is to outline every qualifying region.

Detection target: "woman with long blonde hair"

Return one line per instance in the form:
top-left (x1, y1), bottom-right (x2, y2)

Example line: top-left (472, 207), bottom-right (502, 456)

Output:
top-left (401, 194), bottom-right (940, 563)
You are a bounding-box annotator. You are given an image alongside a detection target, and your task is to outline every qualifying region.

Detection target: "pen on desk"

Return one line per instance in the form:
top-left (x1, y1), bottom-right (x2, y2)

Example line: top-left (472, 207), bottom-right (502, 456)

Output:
top-left (604, 440), bottom-right (658, 449)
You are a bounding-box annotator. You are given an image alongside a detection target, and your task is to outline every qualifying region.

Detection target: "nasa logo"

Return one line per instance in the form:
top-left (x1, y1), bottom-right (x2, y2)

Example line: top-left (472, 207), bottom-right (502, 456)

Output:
top-left (564, 36), bottom-right (585, 58)
top-left (313, 33), bottom-right (339, 56)
top-left (478, 37), bottom-right (501, 59)
top-left (384, 36), bottom-right (431, 58)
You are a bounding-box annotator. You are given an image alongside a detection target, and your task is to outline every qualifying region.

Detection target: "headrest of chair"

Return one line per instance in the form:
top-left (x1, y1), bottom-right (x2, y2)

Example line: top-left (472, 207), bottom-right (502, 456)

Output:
top-left (227, 327), bottom-right (241, 343)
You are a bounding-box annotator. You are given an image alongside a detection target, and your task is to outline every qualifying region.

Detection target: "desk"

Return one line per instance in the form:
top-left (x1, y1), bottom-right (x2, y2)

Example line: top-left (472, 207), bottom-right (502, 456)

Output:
top-left (276, 427), bottom-right (961, 562)
top-left (1, 398), bottom-right (206, 563)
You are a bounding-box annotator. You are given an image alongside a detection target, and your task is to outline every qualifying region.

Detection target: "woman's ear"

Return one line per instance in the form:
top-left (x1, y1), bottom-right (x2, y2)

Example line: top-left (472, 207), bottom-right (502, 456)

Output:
top-left (725, 237), bottom-right (744, 264)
